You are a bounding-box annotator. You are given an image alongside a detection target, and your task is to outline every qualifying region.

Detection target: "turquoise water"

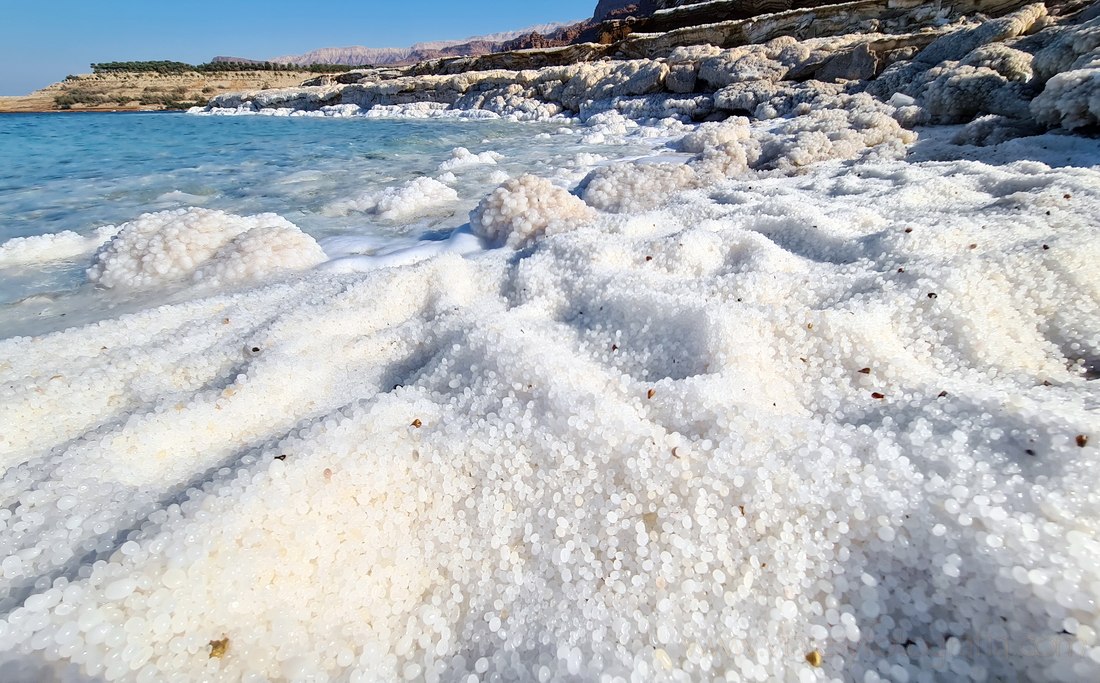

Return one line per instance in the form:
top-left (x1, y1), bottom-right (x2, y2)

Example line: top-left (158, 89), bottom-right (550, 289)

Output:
top-left (0, 112), bottom-right (569, 242)
top-left (0, 112), bottom-right (644, 337)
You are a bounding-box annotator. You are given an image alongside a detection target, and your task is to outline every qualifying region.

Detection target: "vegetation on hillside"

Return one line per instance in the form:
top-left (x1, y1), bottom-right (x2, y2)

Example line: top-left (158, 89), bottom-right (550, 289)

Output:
top-left (89, 61), bottom-right (356, 74)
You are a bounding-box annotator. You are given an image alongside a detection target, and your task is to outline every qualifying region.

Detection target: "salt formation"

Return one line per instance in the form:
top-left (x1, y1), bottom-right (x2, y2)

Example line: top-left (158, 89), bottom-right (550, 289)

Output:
top-left (581, 162), bottom-right (698, 213)
top-left (86, 208), bottom-right (326, 290)
top-left (192, 0), bottom-right (1100, 151)
top-left (1030, 15), bottom-right (1100, 128)
top-left (437, 147), bottom-right (504, 173)
top-left (750, 94), bottom-right (917, 170)
top-left (581, 91), bottom-right (916, 215)
top-left (2, 143), bottom-right (1100, 683)
top-left (0, 226), bottom-right (119, 267)
top-left (674, 116), bottom-right (751, 154)
top-left (470, 175), bottom-right (596, 248)
top-left (326, 177), bottom-right (460, 221)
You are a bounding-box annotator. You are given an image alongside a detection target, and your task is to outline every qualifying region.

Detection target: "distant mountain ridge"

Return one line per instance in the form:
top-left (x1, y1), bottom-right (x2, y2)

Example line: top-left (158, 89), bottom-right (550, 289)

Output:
top-left (269, 21), bottom-right (581, 67)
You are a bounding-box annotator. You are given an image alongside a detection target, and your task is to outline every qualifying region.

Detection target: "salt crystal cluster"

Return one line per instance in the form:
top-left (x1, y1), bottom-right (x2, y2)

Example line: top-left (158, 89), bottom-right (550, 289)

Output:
top-left (675, 116), bottom-right (751, 154)
top-left (0, 226), bottom-right (119, 267)
top-left (580, 92), bottom-right (916, 216)
top-left (580, 162), bottom-right (698, 213)
top-left (437, 147), bottom-right (504, 173)
top-left (86, 208), bottom-right (325, 290)
top-left (470, 175), bottom-right (596, 248)
top-left (327, 177), bottom-right (460, 221)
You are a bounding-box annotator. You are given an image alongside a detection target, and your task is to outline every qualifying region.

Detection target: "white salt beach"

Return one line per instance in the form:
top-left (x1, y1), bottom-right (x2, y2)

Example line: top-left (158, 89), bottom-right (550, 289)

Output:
top-left (0, 1), bottom-right (1099, 681)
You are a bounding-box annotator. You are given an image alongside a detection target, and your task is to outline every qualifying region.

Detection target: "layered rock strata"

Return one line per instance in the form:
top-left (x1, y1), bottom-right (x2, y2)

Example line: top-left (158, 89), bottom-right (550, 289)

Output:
top-left (207, 1), bottom-right (1099, 136)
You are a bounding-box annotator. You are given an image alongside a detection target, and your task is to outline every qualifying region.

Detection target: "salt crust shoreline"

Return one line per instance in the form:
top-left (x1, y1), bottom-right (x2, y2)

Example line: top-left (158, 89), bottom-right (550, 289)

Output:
top-left (1, 3), bottom-right (1100, 683)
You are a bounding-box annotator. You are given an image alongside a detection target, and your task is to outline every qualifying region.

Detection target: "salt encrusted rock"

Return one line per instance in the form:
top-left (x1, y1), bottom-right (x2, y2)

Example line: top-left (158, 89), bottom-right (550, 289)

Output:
top-left (1032, 15), bottom-right (1100, 82)
top-left (199, 0), bottom-right (1099, 137)
top-left (1028, 14), bottom-right (1100, 129)
top-left (713, 79), bottom-right (787, 112)
top-left (960, 42), bottom-right (1035, 82)
top-left (914, 3), bottom-right (1048, 66)
top-left (665, 64), bottom-right (699, 93)
top-left (470, 175), bottom-right (595, 248)
top-left (557, 60), bottom-right (672, 111)
top-left (816, 43), bottom-right (880, 82)
top-left (666, 43), bottom-right (723, 64)
top-left (920, 63), bottom-right (1031, 123)
top-left (698, 45), bottom-right (789, 88)
top-left (951, 113), bottom-right (1042, 145)
top-left (87, 208), bottom-right (325, 290)
top-left (1031, 64), bottom-right (1100, 129)
top-left (604, 93), bottom-right (715, 121)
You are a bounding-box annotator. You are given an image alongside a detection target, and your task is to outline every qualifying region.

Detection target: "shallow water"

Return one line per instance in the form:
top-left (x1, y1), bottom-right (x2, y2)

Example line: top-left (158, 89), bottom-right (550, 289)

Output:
top-left (0, 112), bottom-right (651, 337)
top-left (1, 113), bottom-right (544, 239)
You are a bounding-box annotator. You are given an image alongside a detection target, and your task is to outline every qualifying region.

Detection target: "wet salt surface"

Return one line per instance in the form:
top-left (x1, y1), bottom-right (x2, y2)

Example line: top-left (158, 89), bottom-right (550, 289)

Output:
top-left (0, 107), bottom-right (1099, 683)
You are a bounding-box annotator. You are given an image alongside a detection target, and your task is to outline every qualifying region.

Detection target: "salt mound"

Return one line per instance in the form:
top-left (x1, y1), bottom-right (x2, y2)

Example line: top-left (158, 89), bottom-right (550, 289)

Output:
top-left (752, 95), bottom-right (917, 170)
top-left (326, 177), bottom-right (460, 222)
top-left (675, 117), bottom-right (751, 153)
top-left (0, 226), bottom-right (119, 267)
top-left (580, 162), bottom-right (698, 213)
top-left (470, 175), bottom-right (595, 248)
top-left (437, 147), bottom-right (504, 173)
top-left (86, 208), bottom-right (325, 290)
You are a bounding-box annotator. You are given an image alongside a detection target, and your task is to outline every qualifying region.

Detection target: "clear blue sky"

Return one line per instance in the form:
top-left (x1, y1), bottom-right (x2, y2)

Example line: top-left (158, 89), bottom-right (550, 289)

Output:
top-left (0, 1), bottom-right (597, 95)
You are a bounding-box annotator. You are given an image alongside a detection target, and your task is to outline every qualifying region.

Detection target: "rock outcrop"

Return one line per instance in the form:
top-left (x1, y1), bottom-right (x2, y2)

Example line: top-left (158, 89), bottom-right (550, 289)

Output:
top-left (270, 22), bottom-right (585, 67)
top-left (206, 0), bottom-right (1100, 137)
top-left (594, 0), bottom-right (660, 21)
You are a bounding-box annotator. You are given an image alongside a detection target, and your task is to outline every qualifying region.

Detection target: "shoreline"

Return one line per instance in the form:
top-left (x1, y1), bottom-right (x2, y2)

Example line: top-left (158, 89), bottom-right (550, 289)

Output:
top-left (0, 108), bottom-right (187, 114)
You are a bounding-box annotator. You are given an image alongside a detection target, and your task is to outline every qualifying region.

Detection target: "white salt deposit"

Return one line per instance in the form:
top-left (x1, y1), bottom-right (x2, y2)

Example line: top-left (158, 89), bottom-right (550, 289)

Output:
top-left (86, 208), bottom-right (326, 290)
top-left (437, 147), bottom-right (504, 173)
top-left (0, 227), bottom-right (119, 267)
top-left (469, 175), bottom-right (595, 248)
top-left (325, 177), bottom-right (460, 222)
top-left (4, 85), bottom-right (1100, 683)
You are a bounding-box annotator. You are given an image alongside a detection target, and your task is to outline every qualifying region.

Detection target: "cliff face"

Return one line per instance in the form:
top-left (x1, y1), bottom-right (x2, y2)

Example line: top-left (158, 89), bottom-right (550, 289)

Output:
top-left (271, 22), bottom-right (581, 67)
top-left (642, 0), bottom-right (848, 33)
top-left (594, 0), bottom-right (662, 20)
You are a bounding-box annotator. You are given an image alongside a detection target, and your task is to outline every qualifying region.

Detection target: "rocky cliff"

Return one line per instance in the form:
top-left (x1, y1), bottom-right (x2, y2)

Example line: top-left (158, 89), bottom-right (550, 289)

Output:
top-left (270, 22), bottom-right (580, 67)
top-left (208, 0), bottom-right (1100, 137)
top-left (594, 0), bottom-right (660, 20)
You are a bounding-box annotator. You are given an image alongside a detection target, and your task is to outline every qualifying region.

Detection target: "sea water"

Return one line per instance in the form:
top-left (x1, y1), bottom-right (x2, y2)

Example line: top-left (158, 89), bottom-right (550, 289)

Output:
top-left (0, 112), bottom-right (656, 338)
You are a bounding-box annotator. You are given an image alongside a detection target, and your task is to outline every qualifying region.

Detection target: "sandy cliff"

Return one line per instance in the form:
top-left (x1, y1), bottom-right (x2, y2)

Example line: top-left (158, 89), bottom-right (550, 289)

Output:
top-left (0, 70), bottom-right (320, 113)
